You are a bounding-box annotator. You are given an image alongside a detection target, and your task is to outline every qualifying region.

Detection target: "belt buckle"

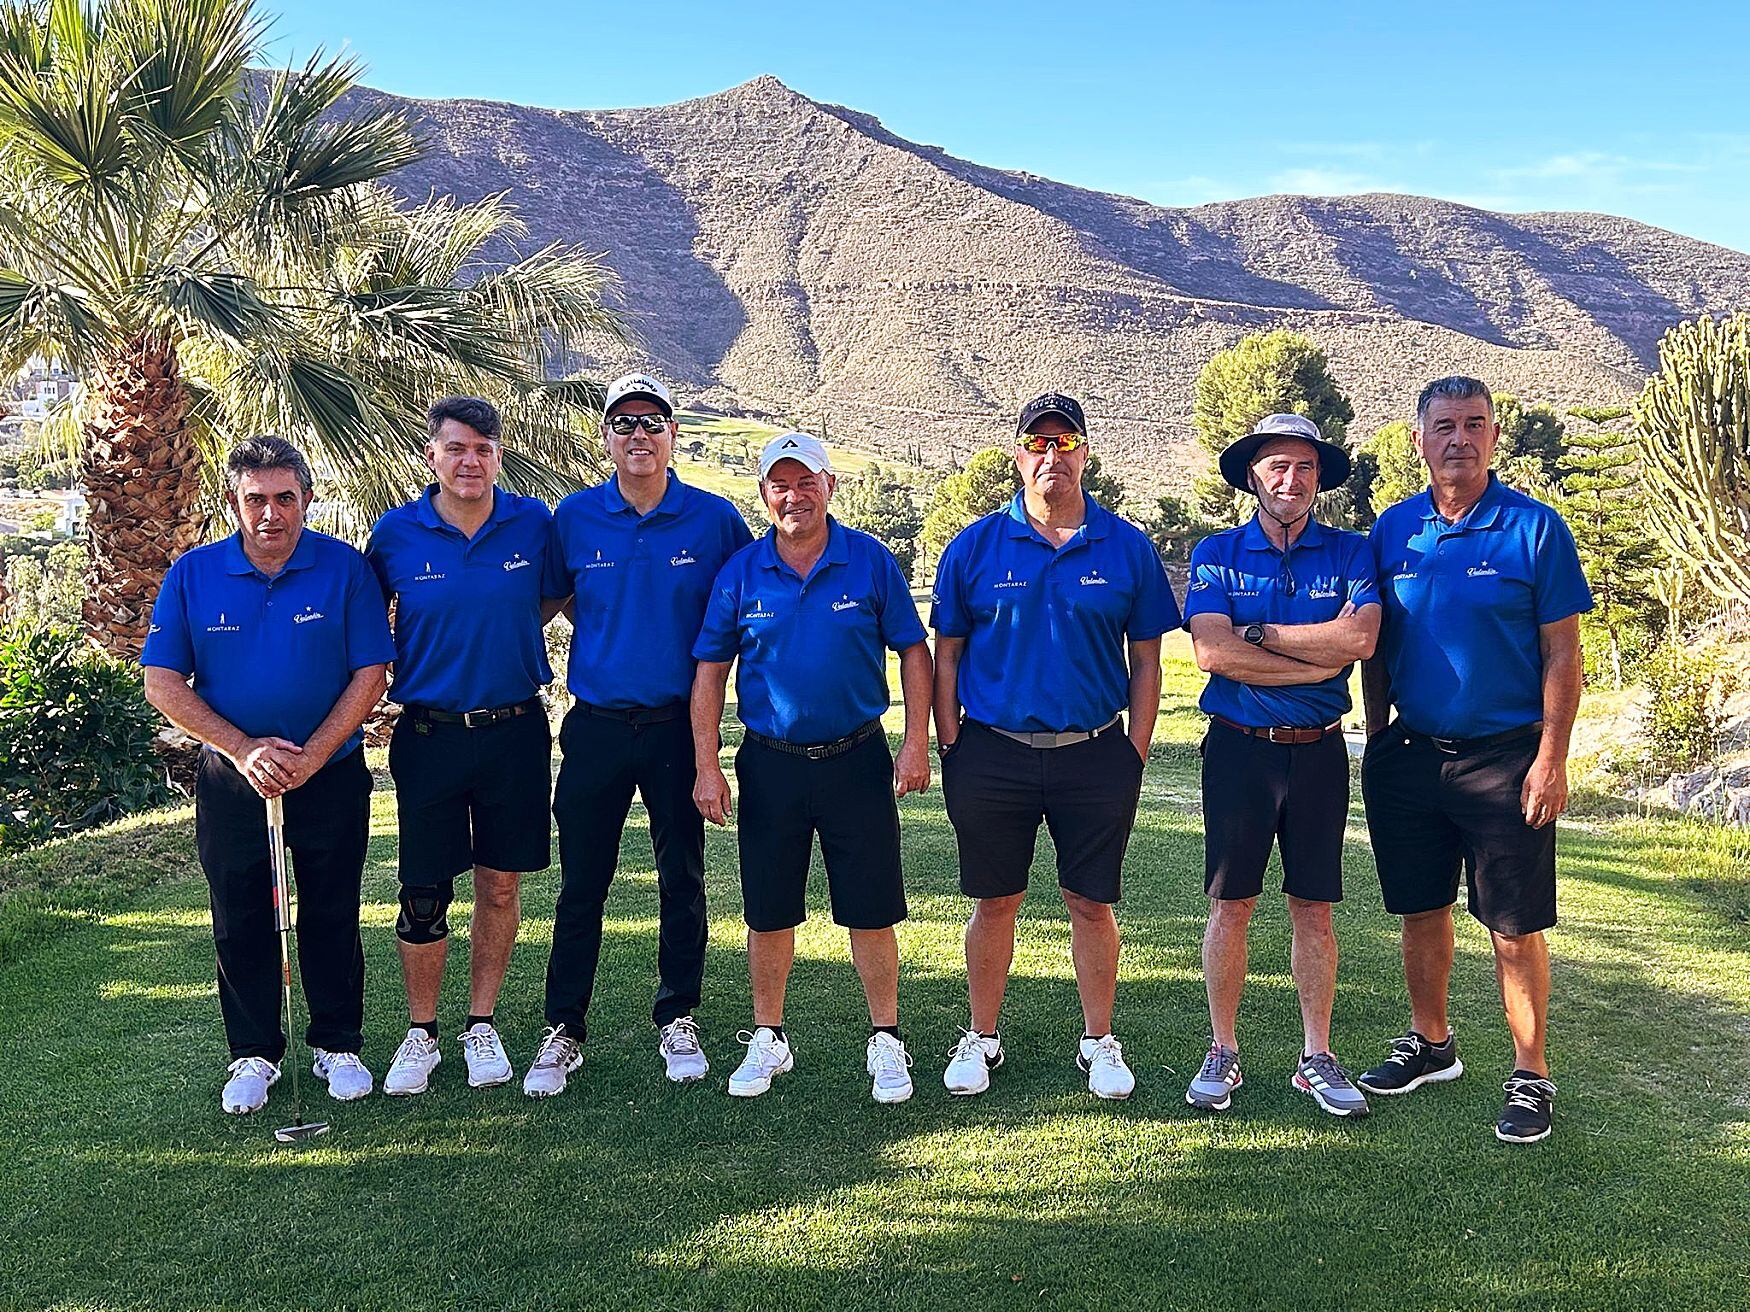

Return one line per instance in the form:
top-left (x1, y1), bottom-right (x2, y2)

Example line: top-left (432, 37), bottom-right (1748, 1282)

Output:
top-left (1431, 735), bottom-right (1460, 754)
top-left (1267, 726), bottom-right (1289, 744)
top-left (462, 708), bottom-right (493, 729)
top-left (804, 742), bottom-right (830, 761)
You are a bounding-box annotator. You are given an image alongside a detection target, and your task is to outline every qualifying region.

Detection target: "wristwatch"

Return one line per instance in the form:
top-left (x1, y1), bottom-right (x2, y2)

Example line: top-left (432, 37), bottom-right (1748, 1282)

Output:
top-left (1243, 623), bottom-right (1266, 646)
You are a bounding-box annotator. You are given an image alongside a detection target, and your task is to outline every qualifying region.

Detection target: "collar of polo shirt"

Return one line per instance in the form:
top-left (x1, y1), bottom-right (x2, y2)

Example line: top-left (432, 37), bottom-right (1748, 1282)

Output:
top-left (223, 528), bottom-right (318, 577)
top-left (1239, 514), bottom-right (1327, 552)
top-left (1002, 490), bottom-right (1111, 541)
top-left (1419, 471), bottom-right (1508, 530)
top-left (414, 482), bottom-right (512, 533)
top-left (756, 515), bottom-right (850, 573)
top-left (604, 467), bottom-right (684, 517)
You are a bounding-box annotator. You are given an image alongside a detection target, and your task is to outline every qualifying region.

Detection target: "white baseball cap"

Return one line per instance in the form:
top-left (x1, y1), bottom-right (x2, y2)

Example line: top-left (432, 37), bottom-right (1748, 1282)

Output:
top-left (757, 432), bottom-right (833, 479)
top-left (602, 372), bottom-right (674, 419)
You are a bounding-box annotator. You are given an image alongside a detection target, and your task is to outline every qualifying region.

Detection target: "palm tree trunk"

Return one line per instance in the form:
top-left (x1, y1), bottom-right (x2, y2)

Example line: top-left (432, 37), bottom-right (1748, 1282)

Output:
top-left (80, 334), bottom-right (207, 659)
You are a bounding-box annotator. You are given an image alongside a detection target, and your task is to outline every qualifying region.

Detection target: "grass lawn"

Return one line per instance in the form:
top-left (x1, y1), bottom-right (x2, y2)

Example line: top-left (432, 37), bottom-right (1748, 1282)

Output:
top-left (2, 647), bottom-right (1747, 1310)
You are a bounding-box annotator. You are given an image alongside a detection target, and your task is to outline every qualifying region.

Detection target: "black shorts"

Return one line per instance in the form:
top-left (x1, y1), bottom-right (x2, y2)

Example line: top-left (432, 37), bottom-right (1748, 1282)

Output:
top-left (1202, 721), bottom-right (1348, 903)
top-left (1361, 725), bottom-right (1556, 936)
top-left (940, 719), bottom-right (1145, 904)
top-left (388, 705), bottom-right (553, 884)
top-left (733, 729), bottom-right (907, 932)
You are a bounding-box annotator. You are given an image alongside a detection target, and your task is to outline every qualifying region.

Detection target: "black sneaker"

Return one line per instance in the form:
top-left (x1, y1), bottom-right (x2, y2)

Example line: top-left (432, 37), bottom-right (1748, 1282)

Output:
top-left (1357, 1030), bottom-right (1464, 1094)
top-left (1496, 1071), bottom-right (1556, 1144)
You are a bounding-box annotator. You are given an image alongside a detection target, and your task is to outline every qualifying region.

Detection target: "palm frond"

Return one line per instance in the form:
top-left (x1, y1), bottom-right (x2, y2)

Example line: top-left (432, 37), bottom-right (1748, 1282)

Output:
top-left (468, 241), bottom-right (628, 352)
top-left (0, 265), bottom-right (105, 368)
top-left (111, 0), bottom-right (260, 152)
top-left (135, 264), bottom-right (290, 346)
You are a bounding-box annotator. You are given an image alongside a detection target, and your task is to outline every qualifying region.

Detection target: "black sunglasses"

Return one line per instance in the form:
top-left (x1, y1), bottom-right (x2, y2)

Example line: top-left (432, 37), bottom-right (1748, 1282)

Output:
top-left (606, 414), bottom-right (670, 436)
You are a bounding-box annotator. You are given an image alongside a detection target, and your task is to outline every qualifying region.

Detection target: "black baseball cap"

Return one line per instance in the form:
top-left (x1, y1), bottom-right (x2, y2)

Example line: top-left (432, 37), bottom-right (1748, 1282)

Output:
top-left (1016, 392), bottom-right (1087, 437)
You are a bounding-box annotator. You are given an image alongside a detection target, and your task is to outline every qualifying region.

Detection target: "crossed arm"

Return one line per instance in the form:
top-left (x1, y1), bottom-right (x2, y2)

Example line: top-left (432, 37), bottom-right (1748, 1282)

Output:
top-left (144, 664), bottom-right (387, 799)
top-left (1188, 602), bottom-right (1379, 688)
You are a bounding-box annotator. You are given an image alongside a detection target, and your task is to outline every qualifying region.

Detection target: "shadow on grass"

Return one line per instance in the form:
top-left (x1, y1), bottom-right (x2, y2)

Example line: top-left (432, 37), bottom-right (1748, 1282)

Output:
top-left (2, 747), bottom-right (1748, 1310)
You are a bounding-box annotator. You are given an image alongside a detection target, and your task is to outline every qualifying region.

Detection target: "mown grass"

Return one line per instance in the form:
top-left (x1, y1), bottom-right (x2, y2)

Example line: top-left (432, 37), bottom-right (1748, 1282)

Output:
top-left (1, 652), bottom-right (1747, 1311)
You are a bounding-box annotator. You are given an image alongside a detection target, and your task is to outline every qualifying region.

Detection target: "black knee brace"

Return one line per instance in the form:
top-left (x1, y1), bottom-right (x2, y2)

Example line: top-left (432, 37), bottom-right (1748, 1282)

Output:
top-left (396, 881), bottom-right (453, 945)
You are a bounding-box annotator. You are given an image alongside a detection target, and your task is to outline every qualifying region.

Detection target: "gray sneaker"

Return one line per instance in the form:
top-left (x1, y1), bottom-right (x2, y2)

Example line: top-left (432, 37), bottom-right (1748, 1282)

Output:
top-left (1186, 1042), bottom-right (1243, 1111)
top-left (522, 1027), bottom-right (583, 1098)
top-left (1292, 1051), bottom-right (1371, 1118)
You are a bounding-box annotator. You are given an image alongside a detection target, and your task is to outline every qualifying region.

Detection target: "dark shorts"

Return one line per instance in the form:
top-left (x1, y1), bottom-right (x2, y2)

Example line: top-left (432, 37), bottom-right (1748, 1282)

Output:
top-left (1202, 720), bottom-right (1348, 903)
top-left (1361, 725), bottom-right (1556, 936)
top-left (940, 719), bottom-right (1145, 904)
top-left (733, 729), bottom-right (907, 932)
top-left (388, 705), bottom-right (553, 884)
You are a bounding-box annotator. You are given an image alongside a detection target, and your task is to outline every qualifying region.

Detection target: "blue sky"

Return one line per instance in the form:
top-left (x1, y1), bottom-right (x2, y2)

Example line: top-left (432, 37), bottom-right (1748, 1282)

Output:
top-left (268, 0), bottom-right (1750, 252)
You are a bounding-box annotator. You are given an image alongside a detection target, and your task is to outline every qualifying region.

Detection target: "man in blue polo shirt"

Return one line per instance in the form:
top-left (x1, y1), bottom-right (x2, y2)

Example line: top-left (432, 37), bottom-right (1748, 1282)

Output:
top-left (523, 373), bottom-right (753, 1097)
top-left (1359, 376), bottom-right (1591, 1145)
top-left (1181, 414), bottom-right (1379, 1120)
top-left (366, 396), bottom-right (569, 1097)
top-left (932, 393), bottom-right (1178, 1100)
top-left (143, 437), bottom-right (394, 1116)
top-left (692, 431), bottom-right (932, 1104)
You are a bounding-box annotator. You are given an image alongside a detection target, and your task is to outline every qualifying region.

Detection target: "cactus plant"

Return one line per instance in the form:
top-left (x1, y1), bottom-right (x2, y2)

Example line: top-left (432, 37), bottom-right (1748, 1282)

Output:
top-left (1633, 314), bottom-right (1750, 605)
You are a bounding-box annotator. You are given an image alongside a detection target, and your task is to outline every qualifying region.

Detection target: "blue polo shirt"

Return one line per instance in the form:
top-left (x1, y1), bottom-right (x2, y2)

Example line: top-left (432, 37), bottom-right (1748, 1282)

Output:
top-left (930, 492), bottom-right (1180, 733)
top-left (141, 530), bottom-right (395, 759)
top-left (1371, 473), bottom-right (1592, 739)
top-left (546, 470), bottom-right (753, 709)
top-left (693, 519), bottom-right (927, 744)
top-left (365, 486), bottom-right (560, 713)
top-left (1182, 516), bottom-right (1379, 728)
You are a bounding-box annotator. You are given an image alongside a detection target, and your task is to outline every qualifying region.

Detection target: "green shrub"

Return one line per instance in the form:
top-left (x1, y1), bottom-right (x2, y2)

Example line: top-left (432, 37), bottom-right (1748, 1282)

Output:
top-left (0, 627), bottom-right (175, 851)
top-left (1638, 641), bottom-right (1738, 776)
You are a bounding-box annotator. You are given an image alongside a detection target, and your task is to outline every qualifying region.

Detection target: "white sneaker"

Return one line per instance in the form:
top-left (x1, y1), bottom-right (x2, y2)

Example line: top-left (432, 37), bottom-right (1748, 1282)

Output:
top-left (727, 1027), bottom-right (793, 1097)
top-left (522, 1027), bottom-right (582, 1098)
top-left (221, 1057), bottom-right (280, 1114)
top-left (659, 1017), bottom-right (710, 1083)
top-left (311, 1049), bottom-right (374, 1101)
top-left (383, 1028), bottom-right (441, 1096)
top-left (459, 1023), bottom-right (514, 1088)
top-left (943, 1029), bottom-right (1004, 1096)
top-left (867, 1032), bottom-right (915, 1104)
top-left (1078, 1033), bottom-right (1135, 1100)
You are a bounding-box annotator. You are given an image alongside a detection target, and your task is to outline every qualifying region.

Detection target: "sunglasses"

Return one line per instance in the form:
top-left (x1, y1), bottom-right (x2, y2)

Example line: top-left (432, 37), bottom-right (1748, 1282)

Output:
top-left (606, 413), bottom-right (671, 436)
top-left (1017, 432), bottom-right (1086, 455)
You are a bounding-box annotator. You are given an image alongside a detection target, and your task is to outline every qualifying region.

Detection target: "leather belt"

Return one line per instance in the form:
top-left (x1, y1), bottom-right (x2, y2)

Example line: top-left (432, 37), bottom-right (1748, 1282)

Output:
top-left (403, 697), bottom-right (541, 729)
top-left (745, 720), bottom-right (882, 761)
top-left (577, 701), bottom-right (686, 725)
top-left (982, 715), bottom-right (1123, 750)
top-left (1401, 720), bottom-right (1543, 755)
top-left (1212, 714), bottom-right (1343, 745)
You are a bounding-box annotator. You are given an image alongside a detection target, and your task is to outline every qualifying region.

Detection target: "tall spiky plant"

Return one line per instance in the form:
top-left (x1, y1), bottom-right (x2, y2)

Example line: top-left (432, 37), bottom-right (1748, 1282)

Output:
top-left (1633, 314), bottom-right (1750, 607)
top-left (0, 0), bottom-right (624, 656)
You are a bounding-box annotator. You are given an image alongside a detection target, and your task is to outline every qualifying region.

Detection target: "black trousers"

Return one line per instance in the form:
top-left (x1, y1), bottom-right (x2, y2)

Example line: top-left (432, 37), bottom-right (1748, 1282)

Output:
top-left (545, 705), bottom-right (706, 1039)
top-left (194, 748), bottom-right (372, 1061)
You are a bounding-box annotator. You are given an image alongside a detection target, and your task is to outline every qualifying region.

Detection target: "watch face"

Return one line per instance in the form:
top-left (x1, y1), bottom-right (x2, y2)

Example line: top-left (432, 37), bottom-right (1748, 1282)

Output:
top-left (1245, 624), bottom-right (1265, 645)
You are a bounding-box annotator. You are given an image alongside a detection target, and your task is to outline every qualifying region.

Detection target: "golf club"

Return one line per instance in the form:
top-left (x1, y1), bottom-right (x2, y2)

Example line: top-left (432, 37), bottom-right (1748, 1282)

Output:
top-left (267, 793), bottom-right (329, 1145)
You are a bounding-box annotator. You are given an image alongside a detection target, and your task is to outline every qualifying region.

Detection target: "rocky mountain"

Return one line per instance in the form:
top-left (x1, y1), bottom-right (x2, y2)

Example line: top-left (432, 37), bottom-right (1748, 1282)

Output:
top-left (350, 75), bottom-right (1750, 480)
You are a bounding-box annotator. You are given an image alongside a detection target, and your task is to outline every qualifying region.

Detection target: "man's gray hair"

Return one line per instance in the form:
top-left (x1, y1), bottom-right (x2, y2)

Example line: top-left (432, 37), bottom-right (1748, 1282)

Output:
top-left (1415, 376), bottom-right (1493, 425)
top-left (226, 435), bottom-right (313, 495)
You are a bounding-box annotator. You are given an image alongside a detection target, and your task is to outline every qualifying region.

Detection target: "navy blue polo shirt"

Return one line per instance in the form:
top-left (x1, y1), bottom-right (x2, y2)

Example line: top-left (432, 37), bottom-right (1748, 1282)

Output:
top-left (693, 519), bottom-right (927, 744)
top-left (1371, 473), bottom-right (1592, 739)
top-left (365, 486), bottom-right (560, 713)
top-left (930, 492), bottom-right (1180, 733)
top-left (545, 470), bottom-right (753, 709)
top-left (1182, 515), bottom-right (1379, 728)
top-left (141, 530), bottom-right (395, 758)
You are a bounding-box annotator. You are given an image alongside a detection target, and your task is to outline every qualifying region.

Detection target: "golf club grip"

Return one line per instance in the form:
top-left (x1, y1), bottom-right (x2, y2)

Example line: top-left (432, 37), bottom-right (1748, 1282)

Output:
top-left (265, 794), bottom-right (291, 933)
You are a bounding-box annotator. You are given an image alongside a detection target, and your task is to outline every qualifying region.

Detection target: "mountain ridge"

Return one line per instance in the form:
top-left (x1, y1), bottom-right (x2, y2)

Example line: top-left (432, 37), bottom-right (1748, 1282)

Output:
top-left (348, 74), bottom-right (1750, 479)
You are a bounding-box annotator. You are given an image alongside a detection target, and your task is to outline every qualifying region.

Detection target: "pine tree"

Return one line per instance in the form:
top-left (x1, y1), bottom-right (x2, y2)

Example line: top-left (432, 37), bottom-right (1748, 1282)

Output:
top-left (1560, 419), bottom-right (1661, 687)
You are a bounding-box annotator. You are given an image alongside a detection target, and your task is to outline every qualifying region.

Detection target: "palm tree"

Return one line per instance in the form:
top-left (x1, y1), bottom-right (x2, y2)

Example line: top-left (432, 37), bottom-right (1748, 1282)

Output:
top-left (0, 0), bottom-right (624, 656)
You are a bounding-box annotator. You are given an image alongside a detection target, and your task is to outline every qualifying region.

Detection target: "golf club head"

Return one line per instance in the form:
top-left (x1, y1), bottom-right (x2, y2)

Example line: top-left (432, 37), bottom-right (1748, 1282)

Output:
top-left (273, 1120), bottom-right (330, 1145)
